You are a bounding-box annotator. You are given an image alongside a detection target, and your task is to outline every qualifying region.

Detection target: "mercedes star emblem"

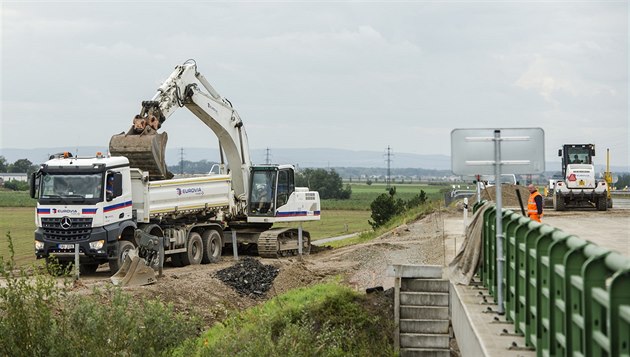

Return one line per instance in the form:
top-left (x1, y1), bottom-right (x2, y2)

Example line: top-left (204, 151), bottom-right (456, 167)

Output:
top-left (60, 216), bottom-right (72, 230)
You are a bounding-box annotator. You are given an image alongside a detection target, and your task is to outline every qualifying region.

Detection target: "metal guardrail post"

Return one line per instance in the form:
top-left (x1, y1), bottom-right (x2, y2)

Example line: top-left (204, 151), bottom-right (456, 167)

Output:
top-left (610, 268), bottom-right (630, 356)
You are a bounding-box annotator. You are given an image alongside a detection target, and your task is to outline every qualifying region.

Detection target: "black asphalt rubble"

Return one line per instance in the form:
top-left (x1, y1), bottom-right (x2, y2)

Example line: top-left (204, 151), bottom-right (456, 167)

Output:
top-left (215, 257), bottom-right (279, 297)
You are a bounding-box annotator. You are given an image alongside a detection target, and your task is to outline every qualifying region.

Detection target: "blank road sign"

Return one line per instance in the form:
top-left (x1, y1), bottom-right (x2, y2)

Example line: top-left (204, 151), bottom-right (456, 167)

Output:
top-left (451, 128), bottom-right (545, 175)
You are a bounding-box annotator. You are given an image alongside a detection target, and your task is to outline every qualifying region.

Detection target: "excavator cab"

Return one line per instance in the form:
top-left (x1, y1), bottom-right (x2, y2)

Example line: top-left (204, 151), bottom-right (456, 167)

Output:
top-left (248, 165), bottom-right (295, 217)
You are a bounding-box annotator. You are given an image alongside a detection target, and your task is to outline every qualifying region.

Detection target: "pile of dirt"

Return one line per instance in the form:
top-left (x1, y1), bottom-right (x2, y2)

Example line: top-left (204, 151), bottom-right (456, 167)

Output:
top-left (215, 257), bottom-right (279, 298)
top-left (479, 184), bottom-right (530, 208)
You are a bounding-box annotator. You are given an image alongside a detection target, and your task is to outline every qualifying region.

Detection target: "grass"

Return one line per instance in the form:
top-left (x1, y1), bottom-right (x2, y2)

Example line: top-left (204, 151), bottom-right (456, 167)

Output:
top-left (279, 210), bottom-right (371, 241)
top-left (0, 190), bottom-right (36, 207)
top-left (322, 183), bottom-right (448, 210)
top-left (0, 207), bottom-right (36, 266)
top-left (175, 282), bottom-right (394, 356)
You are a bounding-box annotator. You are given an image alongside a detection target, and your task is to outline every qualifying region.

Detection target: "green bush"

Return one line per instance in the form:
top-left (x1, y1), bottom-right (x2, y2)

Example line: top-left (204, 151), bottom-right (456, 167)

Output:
top-left (182, 283), bottom-right (395, 357)
top-left (0, 232), bottom-right (201, 356)
top-left (3, 179), bottom-right (29, 191)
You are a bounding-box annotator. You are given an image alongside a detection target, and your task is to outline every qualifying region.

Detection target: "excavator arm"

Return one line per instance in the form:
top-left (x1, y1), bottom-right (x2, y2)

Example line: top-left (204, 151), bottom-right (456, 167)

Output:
top-left (109, 60), bottom-right (252, 203)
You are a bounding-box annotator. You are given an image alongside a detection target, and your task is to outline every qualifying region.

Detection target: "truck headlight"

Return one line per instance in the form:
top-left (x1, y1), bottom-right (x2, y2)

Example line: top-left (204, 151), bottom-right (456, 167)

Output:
top-left (34, 241), bottom-right (44, 251)
top-left (89, 240), bottom-right (105, 250)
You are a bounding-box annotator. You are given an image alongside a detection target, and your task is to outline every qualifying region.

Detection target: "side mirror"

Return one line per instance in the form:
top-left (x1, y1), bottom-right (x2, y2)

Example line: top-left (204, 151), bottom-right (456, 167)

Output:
top-left (112, 172), bottom-right (123, 197)
top-left (29, 172), bottom-right (39, 199)
top-left (557, 149), bottom-right (562, 157)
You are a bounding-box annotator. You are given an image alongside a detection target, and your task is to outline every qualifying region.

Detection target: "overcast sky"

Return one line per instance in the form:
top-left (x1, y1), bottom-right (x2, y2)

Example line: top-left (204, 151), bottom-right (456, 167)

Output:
top-left (1, 1), bottom-right (628, 168)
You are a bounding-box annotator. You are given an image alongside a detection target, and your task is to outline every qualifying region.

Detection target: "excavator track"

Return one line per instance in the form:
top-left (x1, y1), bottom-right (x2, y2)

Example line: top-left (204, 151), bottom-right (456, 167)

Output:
top-left (257, 228), bottom-right (311, 258)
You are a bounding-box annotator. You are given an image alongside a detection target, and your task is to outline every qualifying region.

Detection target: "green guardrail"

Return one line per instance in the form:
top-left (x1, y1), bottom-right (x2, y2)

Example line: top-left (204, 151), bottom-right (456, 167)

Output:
top-left (478, 204), bottom-right (630, 357)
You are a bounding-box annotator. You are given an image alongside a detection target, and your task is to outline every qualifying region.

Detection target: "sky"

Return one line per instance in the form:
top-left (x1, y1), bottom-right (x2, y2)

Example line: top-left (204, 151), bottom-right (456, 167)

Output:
top-left (1, 1), bottom-right (628, 169)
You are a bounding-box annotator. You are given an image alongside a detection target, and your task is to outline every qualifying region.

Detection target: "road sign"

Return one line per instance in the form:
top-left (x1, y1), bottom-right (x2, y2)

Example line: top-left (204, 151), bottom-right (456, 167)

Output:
top-left (451, 128), bottom-right (545, 175)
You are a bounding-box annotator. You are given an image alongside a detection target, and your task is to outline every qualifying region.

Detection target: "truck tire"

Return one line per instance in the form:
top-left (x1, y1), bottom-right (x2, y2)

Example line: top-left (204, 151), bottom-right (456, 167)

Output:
top-left (181, 232), bottom-right (203, 266)
top-left (109, 240), bottom-right (135, 273)
top-left (597, 196), bottom-right (607, 211)
top-left (201, 229), bottom-right (222, 264)
top-left (554, 194), bottom-right (566, 211)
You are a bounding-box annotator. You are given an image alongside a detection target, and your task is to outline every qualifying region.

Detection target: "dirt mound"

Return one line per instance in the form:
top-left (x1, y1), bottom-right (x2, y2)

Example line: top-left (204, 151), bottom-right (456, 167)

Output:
top-left (480, 184), bottom-right (530, 208)
top-left (216, 257), bottom-right (279, 298)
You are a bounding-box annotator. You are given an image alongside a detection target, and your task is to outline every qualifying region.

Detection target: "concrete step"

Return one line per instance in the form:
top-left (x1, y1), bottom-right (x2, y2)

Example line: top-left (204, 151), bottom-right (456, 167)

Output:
top-left (401, 278), bottom-right (449, 293)
top-left (400, 333), bottom-right (450, 349)
top-left (400, 319), bottom-right (449, 334)
top-left (400, 348), bottom-right (451, 357)
top-left (388, 264), bottom-right (443, 278)
top-left (400, 291), bottom-right (449, 306)
top-left (400, 306), bottom-right (449, 320)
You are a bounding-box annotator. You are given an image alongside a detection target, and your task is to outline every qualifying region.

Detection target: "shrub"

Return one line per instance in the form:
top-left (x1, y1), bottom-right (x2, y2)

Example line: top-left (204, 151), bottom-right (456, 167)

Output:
top-left (368, 191), bottom-right (405, 229)
top-left (3, 179), bottom-right (29, 191)
top-left (0, 232), bottom-right (201, 356)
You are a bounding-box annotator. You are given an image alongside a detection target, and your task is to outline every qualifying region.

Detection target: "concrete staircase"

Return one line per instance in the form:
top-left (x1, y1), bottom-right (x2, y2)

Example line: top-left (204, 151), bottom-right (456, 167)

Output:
top-left (389, 265), bottom-right (451, 357)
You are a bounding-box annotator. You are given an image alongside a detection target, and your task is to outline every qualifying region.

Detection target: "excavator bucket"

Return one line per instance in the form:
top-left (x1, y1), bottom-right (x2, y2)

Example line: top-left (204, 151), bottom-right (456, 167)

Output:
top-left (109, 129), bottom-right (172, 180)
top-left (110, 249), bottom-right (157, 287)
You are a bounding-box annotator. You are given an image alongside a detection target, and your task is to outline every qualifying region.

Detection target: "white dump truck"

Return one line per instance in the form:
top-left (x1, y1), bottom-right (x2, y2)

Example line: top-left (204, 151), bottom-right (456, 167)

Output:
top-left (30, 61), bottom-right (321, 282)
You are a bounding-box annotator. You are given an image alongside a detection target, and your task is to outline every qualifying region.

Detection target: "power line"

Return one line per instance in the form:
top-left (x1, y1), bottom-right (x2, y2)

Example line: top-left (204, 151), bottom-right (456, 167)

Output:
top-left (179, 147), bottom-right (185, 175)
top-left (384, 146), bottom-right (394, 189)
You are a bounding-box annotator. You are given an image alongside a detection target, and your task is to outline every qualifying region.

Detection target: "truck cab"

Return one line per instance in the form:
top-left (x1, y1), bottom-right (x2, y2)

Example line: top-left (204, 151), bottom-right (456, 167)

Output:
top-left (30, 152), bottom-right (134, 272)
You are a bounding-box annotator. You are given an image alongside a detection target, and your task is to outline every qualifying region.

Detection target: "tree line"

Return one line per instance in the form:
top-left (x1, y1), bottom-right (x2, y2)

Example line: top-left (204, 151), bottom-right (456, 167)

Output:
top-left (0, 156), bottom-right (37, 174)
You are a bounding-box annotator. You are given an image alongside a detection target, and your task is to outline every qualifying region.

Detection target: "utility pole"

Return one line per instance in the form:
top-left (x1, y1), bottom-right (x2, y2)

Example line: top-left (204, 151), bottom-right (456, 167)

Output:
top-left (179, 148), bottom-right (185, 175)
top-left (265, 148), bottom-right (271, 165)
top-left (384, 146), bottom-right (393, 189)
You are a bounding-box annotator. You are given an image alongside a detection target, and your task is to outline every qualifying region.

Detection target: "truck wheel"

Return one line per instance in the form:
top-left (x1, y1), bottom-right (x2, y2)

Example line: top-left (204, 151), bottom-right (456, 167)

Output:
top-left (109, 240), bottom-right (135, 273)
top-left (597, 196), bottom-right (607, 211)
top-left (181, 232), bottom-right (203, 266)
top-left (80, 263), bottom-right (99, 275)
top-left (201, 229), bottom-right (222, 264)
top-left (554, 194), bottom-right (566, 211)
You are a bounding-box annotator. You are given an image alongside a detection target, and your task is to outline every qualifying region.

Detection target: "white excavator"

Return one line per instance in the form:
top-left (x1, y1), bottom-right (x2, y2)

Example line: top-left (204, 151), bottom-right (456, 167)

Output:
top-left (32, 60), bottom-right (320, 285)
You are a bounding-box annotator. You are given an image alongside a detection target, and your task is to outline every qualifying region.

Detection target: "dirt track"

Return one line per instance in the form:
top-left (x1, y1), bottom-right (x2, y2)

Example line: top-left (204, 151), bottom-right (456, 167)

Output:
top-left (71, 204), bottom-right (628, 328)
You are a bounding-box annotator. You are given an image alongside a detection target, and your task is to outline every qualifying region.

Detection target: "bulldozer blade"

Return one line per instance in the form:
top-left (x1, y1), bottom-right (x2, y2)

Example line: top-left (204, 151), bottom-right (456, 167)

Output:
top-left (111, 250), bottom-right (157, 287)
top-left (109, 130), bottom-right (172, 180)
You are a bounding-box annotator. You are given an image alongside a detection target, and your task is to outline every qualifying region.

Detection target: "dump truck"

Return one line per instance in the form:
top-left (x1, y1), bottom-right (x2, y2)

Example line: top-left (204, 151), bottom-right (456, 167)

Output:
top-left (30, 60), bottom-right (321, 284)
top-left (553, 144), bottom-right (608, 211)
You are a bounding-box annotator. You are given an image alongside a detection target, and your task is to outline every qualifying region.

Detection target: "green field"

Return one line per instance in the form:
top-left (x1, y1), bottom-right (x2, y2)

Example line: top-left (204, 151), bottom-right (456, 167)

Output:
top-left (0, 207), bottom-right (36, 266)
top-left (322, 183), bottom-right (447, 210)
top-left (0, 190), bottom-right (36, 207)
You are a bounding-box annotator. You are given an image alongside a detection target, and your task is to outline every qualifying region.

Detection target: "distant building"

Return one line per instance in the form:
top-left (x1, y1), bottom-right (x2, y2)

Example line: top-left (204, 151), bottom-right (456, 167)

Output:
top-left (0, 173), bottom-right (28, 186)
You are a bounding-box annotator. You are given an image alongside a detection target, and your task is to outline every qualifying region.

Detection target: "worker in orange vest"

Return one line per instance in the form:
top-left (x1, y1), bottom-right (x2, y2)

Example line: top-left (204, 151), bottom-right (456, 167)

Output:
top-left (527, 184), bottom-right (543, 222)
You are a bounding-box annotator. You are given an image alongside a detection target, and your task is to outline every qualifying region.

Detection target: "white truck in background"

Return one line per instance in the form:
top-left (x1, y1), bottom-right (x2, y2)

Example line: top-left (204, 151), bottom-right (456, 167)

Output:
top-left (553, 144), bottom-right (608, 211)
top-left (30, 60), bottom-right (321, 280)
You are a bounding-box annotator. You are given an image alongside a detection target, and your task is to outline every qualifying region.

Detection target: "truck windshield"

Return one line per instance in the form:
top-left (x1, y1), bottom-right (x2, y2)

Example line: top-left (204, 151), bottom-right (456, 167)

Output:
top-left (566, 147), bottom-right (592, 164)
top-left (40, 173), bottom-right (104, 203)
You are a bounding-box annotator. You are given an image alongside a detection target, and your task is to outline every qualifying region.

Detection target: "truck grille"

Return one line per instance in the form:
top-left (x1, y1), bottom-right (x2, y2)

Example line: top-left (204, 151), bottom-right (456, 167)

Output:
top-left (40, 217), bottom-right (93, 242)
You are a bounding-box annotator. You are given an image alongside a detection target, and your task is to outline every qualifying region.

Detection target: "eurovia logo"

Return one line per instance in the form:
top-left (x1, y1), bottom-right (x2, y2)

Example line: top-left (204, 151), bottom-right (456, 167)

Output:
top-left (176, 187), bottom-right (204, 196)
top-left (52, 208), bottom-right (79, 215)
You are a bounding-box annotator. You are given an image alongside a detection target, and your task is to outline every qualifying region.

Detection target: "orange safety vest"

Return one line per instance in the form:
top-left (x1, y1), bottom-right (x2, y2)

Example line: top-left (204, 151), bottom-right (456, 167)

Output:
top-left (528, 191), bottom-right (543, 222)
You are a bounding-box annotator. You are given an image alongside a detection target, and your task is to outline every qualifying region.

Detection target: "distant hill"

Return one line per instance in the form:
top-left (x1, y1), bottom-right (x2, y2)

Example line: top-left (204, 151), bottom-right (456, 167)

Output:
top-left (1, 146), bottom-right (627, 173)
